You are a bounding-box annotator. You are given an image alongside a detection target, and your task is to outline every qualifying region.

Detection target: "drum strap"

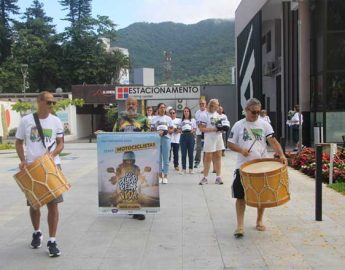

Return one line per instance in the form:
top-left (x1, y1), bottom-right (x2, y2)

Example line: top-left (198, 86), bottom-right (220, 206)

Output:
top-left (33, 113), bottom-right (55, 151)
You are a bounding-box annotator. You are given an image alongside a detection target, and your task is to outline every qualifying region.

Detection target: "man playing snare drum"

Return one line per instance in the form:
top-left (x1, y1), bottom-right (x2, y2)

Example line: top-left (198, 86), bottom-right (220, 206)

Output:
top-left (227, 98), bottom-right (287, 238)
top-left (15, 91), bottom-right (64, 257)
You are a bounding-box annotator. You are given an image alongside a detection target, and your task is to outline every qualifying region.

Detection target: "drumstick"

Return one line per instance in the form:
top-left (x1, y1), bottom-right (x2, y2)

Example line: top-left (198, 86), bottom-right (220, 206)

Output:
top-left (248, 138), bottom-right (257, 152)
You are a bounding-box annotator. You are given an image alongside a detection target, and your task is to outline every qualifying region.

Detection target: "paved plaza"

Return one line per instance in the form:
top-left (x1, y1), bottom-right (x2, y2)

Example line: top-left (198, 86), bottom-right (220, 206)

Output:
top-left (0, 141), bottom-right (345, 270)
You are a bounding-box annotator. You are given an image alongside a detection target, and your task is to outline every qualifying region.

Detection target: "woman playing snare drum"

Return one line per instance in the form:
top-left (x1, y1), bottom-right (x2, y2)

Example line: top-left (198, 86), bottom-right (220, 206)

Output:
top-left (227, 98), bottom-right (287, 238)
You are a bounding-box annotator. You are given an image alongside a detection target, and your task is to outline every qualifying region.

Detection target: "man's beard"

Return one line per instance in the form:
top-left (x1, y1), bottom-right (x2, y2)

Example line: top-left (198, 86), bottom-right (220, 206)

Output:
top-left (127, 108), bottom-right (137, 116)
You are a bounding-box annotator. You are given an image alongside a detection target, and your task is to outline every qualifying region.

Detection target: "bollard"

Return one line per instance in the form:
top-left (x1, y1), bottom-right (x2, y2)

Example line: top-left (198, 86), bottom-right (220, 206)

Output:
top-left (315, 144), bottom-right (322, 221)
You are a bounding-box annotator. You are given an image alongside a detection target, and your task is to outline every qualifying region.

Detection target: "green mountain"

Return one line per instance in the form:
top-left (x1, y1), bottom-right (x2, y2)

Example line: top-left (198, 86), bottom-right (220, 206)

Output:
top-left (113, 19), bottom-right (235, 85)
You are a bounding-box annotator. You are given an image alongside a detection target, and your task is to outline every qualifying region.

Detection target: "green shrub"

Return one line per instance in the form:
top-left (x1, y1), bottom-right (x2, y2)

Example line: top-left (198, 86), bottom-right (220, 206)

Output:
top-left (0, 143), bottom-right (15, 150)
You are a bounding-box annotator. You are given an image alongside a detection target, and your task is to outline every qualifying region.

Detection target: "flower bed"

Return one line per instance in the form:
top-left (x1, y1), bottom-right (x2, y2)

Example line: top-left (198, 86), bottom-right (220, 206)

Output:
top-left (287, 147), bottom-right (345, 183)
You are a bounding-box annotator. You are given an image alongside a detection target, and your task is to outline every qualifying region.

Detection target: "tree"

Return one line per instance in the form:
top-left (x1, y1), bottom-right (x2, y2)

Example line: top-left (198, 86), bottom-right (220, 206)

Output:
top-left (59, 0), bottom-right (92, 39)
top-left (0, 58), bottom-right (22, 93)
top-left (59, 0), bottom-right (128, 85)
top-left (11, 0), bottom-right (61, 92)
top-left (0, 0), bottom-right (20, 63)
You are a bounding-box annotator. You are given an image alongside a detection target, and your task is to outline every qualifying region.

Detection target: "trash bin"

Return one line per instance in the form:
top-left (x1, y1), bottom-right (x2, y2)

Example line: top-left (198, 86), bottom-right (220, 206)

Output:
top-left (313, 122), bottom-right (323, 145)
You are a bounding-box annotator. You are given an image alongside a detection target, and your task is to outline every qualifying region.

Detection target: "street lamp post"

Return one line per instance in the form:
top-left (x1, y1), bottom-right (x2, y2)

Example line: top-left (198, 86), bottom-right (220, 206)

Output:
top-left (21, 64), bottom-right (28, 98)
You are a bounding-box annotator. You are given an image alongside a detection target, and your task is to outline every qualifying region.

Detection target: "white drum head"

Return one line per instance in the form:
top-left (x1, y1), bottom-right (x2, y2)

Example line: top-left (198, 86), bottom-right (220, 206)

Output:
top-left (242, 161), bottom-right (284, 173)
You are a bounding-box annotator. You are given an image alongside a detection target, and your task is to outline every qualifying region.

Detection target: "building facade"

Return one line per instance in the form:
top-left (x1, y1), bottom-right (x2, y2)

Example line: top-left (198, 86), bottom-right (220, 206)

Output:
top-left (235, 0), bottom-right (345, 144)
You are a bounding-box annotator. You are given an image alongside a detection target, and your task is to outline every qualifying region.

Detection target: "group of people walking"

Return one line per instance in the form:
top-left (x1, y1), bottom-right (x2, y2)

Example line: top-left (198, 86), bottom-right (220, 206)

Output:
top-left (14, 91), bottom-right (287, 258)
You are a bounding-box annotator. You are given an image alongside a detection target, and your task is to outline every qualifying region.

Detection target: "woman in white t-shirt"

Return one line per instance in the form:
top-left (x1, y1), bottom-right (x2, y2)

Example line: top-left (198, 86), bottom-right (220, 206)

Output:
top-left (227, 98), bottom-right (287, 238)
top-left (259, 109), bottom-right (271, 123)
top-left (198, 99), bottom-right (225, 185)
top-left (179, 107), bottom-right (197, 174)
top-left (168, 108), bottom-right (181, 171)
top-left (287, 105), bottom-right (303, 151)
top-left (151, 103), bottom-right (174, 184)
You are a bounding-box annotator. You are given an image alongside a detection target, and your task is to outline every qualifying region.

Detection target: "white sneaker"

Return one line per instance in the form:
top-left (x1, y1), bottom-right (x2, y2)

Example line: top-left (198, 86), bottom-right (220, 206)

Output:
top-left (179, 170), bottom-right (186, 175)
top-left (159, 177), bottom-right (163, 184)
top-left (189, 169), bottom-right (194, 174)
top-left (199, 177), bottom-right (208, 185)
top-left (162, 177), bottom-right (168, 184)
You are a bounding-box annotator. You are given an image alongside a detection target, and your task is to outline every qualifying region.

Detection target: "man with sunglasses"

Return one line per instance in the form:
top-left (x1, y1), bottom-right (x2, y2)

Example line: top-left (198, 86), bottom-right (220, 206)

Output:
top-left (228, 98), bottom-right (287, 238)
top-left (15, 91), bottom-right (64, 257)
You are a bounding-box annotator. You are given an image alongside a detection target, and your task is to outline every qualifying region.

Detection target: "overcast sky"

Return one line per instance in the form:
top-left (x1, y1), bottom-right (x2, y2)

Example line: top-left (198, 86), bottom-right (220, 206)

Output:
top-left (16, 0), bottom-right (241, 31)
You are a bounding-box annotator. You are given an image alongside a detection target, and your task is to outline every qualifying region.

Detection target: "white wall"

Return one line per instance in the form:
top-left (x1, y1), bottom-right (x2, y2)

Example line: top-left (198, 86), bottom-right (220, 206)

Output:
top-left (76, 114), bottom-right (93, 138)
top-left (299, 1), bottom-right (311, 111)
top-left (235, 0), bottom-right (267, 36)
top-left (133, 68), bottom-right (155, 86)
top-left (0, 101), bottom-right (21, 138)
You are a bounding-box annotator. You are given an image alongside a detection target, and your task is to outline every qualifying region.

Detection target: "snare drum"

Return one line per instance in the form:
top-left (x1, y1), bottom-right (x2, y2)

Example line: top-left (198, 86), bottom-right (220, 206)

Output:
top-left (239, 158), bottom-right (290, 208)
top-left (13, 154), bottom-right (70, 209)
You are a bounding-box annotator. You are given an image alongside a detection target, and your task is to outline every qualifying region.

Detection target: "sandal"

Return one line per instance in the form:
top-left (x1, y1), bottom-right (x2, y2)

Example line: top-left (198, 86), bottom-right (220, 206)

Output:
top-left (256, 224), bottom-right (266, 231)
top-left (234, 228), bottom-right (244, 238)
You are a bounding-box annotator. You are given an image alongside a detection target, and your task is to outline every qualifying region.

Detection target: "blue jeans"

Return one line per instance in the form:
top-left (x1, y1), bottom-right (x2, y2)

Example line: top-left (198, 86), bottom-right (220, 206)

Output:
top-left (170, 143), bottom-right (179, 168)
top-left (160, 136), bottom-right (171, 175)
top-left (180, 133), bottom-right (195, 170)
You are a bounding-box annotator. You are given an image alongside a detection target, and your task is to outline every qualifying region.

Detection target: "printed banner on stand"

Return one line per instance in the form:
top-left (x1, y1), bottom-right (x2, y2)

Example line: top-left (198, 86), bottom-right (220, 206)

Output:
top-left (97, 132), bottom-right (161, 215)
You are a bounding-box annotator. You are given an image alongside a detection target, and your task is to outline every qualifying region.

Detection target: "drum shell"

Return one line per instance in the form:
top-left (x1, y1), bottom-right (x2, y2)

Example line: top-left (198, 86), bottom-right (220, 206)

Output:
top-left (239, 158), bottom-right (290, 208)
top-left (13, 154), bottom-right (70, 209)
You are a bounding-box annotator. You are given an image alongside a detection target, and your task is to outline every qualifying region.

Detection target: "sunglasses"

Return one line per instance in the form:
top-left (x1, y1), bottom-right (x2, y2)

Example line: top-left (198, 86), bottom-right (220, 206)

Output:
top-left (248, 110), bottom-right (260, 115)
top-left (46, 100), bottom-right (56, 105)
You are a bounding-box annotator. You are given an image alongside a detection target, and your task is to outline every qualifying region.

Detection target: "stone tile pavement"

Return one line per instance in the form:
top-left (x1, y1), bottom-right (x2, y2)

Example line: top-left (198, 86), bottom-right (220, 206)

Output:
top-left (0, 142), bottom-right (345, 270)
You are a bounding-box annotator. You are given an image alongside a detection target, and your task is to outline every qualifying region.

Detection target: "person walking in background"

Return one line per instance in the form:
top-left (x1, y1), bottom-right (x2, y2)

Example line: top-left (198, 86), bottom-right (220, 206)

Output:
top-left (179, 107), bottom-right (197, 174)
top-left (113, 96), bottom-right (149, 220)
top-left (286, 104), bottom-right (303, 151)
top-left (217, 105), bottom-right (230, 157)
top-left (145, 106), bottom-right (154, 126)
top-left (15, 91), bottom-right (64, 257)
top-left (194, 98), bottom-right (207, 168)
top-left (151, 103), bottom-right (174, 184)
top-left (198, 99), bottom-right (225, 185)
top-left (259, 109), bottom-right (271, 123)
top-left (168, 108), bottom-right (181, 171)
top-left (228, 98), bottom-right (287, 238)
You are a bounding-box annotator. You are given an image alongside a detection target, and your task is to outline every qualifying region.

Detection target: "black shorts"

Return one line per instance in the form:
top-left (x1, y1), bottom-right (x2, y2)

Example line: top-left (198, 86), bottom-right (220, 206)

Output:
top-left (232, 169), bottom-right (245, 199)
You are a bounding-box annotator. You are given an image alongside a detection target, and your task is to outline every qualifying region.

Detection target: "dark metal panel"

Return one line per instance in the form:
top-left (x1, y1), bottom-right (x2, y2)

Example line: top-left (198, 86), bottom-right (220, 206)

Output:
top-left (71, 84), bottom-right (117, 104)
top-left (201, 85), bottom-right (237, 125)
top-left (236, 11), bottom-right (262, 118)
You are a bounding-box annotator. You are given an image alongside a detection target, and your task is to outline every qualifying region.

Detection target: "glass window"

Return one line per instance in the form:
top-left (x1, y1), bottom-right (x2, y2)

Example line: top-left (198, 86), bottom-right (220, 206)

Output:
top-left (326, 72), bottom-right (345, 110)
top-left (314, 75), bottom-right (324, 111)
top-left (326, 112), bottom-right (345, 142)
top-left (327, 0), bottom-right (345, 31)
top-left (266, 31), bottom-right (271, 53)
top-left (327, 33), bottom-right (345, 70)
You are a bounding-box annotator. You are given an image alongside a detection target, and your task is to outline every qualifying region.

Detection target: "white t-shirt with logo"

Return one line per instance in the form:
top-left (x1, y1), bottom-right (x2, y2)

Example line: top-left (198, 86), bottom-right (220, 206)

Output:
top-left (180, 118), bottom-right (197, 132)
top-left (169, 117), bottom-right (182, 143)
top-left (16, 113), bottom-right (64, 164)
top-left (195, 109), bottom-right (207, 135)
top-left (228, 118), bottom-right (274, 169)
top-left (199, 111), bottom-right (223, 140)
top-left (151, 115), bottom-right (173, 137)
